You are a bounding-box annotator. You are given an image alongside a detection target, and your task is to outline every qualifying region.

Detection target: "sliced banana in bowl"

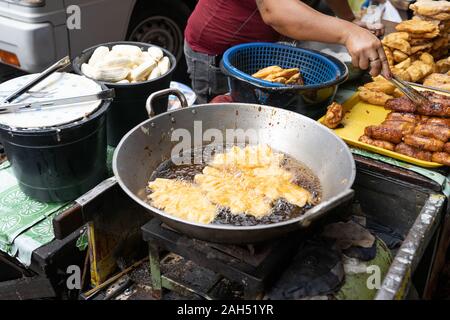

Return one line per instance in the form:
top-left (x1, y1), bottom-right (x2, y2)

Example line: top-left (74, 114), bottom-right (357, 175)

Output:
top-left (77, 43), bottom-right (173, 84)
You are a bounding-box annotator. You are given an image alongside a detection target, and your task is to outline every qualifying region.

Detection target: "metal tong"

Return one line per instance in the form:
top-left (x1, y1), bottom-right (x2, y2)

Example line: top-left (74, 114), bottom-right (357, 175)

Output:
top-left (1, 55), bottom-right (72, 104)
top-left (0, 89), bottom-right (115, 114)
top-left (386, 74), bottom-right (429, 105)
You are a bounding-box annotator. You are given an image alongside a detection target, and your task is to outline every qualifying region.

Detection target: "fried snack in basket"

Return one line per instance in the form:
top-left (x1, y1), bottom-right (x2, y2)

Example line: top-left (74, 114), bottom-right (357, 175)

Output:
top-left (423, 73), bottom-right (450, 91)
top-left (358, 135), bottom-right (395, 151)
top-left (419, 52), bottom-right (435, 66)
top-left (266, 68), bottom-right (299, 81)
top-left (285, 73), bottom-right (304, 85)
top-left (252, 66), bottom-right (283, 79)
top-left (396, 19), bottom-right (439, 34)
top-left (358, 87), bottom-right (394, 106)
top-left (395, 143), bottom-right (433, 162)
top-left (382, 32), bottom-right (411, 54)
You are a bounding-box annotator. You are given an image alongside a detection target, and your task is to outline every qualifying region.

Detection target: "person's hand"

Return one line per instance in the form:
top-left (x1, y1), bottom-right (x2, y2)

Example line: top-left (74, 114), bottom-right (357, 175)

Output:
top-left (353, 19), bottom-right (385, 37)
top-left (343, 25), bottom-right (391, 78)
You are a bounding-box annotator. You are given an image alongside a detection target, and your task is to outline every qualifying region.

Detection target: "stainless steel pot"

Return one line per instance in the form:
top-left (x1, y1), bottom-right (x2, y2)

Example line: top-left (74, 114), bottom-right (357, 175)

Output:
top-left (113, 89), bottom-right (356, 244)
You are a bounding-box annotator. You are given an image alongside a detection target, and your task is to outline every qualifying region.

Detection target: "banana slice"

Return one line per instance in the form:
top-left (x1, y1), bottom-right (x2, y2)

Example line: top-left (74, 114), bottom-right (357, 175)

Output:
top-left (81, 63), bottom-right (98, 79)
top-left (129, 59), bottom-right (157, 81)
top-left (96, 56), bottom-right (135, 69)
top-left (157, 56), bottom-right (170, 76)
top-left (148, 47), bottom-right (164, 61)
top-left (148, 66), bottom-right (161, 80)
top-left (111, 45), bottom-right (143, 57)
top-left (94, 67), bottom-right (130, 82)
top-left (88, 46), bottom-right (110, 66)
top-left (116, 79), bottom-right (130, 84)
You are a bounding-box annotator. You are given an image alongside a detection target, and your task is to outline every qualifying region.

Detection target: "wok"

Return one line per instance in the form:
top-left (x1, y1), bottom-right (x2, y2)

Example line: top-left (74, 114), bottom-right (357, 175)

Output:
top-left (113, 89), bottom-right (356, 244)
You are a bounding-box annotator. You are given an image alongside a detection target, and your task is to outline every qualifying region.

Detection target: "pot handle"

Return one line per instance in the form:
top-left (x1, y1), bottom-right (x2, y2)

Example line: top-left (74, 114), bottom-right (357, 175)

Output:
top-left (146, 88), bottom-right (189, 118)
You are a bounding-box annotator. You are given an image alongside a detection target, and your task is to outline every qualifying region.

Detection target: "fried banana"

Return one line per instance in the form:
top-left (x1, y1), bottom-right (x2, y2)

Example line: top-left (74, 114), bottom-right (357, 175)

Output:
top-left (359, 88), bottom-right (394, 106)
top-left (413, 123), bottom-right (450, 141)
top-left (359, 135), bottom-right (395, 151)
top-left (365, 125), bottom-right (403, 144)
top-left (432, 152), bottom-right (450, 166)
top-left (252, 66), bottom-right (283, 79)
top-left (395, 143), bottom-right (432, 161)
top-left (403, 134), bottom-right (444, 152)
top-left (386, 112), bottom-right (419, 124)
top-left (321, 102), bottom-right (343, 129)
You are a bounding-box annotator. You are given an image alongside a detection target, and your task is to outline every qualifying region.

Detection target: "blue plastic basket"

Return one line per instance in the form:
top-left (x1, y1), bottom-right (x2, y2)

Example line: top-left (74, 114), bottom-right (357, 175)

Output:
top-left (222, 42), bottom-right (346, 88)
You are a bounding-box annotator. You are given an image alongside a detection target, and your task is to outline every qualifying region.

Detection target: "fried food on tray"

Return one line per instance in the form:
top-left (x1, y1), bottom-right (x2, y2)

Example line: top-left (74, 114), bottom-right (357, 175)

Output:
top-left (383, 46), bottom-right (395, 66)
top-left (395, 57), bottom-right (412, 70)
top-left (386, 112), bottom-right (419, 124)
top-left (359, 87), bottom-right (394, 106)
top-left (362, 79), bottom-right (396, 95)
top-left (435, 57), bottom-right (450, 73)
top-left (395, 143), bottom-right (433, 162)
top-left (432, 152), bottom-right (450, 165)
top-left (396, 19), bottom-right (439, 34)
top-left (359, 135), bottom-right (395, 151)
top-left (252, 66), bottom-right (304, 85)
top-left (409, 38), bottom-right (431, 46)
top-left (410, 1), bottom-right (450, 21)
top-left (417, 91), bottom-right (450, 117)
top-left (411, 43), bottom-right (434, 54)
top-left (423, 73), bottom-right (450, 91)
top-left (410, 29), bottom-right (440, 39)
top-left (393, 50), bottom-right (409, 63)
top-left (385, 96), bottom-right (417, 113)
top-left (424, 117), bottom-right (450, 128)
top-left (445, 142), bottom-right (450, 153)
top-left (382, 32), bottom-right (411, 55)
top-left (365, 125), bottom-right (403, 144)
top-left (414, 123), bottom-right (450, 141)
top-left (321, 102), bottom-right (343, 129)
top-left (382, 120), bottom-right (416, 135)
top-left (404, 134), bottom-right (444, 152)
top-left (252, 66), bottom-right (283, 79)
top-left (385, 91), bottom-right (450, 117)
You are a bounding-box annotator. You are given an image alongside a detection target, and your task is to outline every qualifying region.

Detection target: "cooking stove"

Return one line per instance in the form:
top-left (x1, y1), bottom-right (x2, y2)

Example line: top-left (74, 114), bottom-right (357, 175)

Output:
top-left (142, 219), bottom-right (356, 299)
top-left (141, 219), bottom-right (306, 299)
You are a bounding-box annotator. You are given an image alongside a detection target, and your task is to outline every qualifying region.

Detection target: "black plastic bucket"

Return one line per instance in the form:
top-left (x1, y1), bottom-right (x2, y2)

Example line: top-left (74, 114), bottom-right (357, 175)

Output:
top-left (0, 94), bottom-right (110, 203)
top-left (72, 41), bottom-right (177, 147)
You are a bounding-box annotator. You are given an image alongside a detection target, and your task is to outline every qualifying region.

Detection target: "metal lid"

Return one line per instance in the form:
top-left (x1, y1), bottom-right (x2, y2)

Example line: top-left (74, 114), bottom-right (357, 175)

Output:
top-left (0, 72), bottom-right (103, 129)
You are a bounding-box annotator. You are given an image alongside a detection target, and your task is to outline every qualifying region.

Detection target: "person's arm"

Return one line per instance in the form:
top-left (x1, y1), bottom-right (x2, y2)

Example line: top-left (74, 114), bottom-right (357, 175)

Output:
top-left (256, 0), bottom-right (390, 77)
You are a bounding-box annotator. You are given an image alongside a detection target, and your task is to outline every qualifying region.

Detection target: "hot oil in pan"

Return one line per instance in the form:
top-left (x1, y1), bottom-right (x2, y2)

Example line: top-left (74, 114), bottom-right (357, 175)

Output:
top-left (147, 147), bottom-right (322, 226)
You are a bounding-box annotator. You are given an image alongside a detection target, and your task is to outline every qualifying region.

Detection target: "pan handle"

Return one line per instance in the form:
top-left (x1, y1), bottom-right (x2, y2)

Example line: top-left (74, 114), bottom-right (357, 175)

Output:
top-left (146, 88), bottom-right (189, 118)
top-left (299, 188), bottom-right (355, 228)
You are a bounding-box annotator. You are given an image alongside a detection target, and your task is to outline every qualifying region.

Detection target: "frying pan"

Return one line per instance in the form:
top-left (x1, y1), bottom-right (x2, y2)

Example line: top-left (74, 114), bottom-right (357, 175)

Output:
top-left (113, 89), bottom-right (356, 244)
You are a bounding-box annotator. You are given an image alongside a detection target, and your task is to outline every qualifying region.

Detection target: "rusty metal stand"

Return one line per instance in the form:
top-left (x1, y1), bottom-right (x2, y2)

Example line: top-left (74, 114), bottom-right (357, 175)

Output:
top-left (143, 219), bottom-right (303, 299)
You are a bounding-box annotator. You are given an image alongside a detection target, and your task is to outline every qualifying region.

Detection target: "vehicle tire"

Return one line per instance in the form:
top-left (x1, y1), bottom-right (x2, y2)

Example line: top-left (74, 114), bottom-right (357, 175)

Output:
top-left (127, 0), bottom-right (191, 84)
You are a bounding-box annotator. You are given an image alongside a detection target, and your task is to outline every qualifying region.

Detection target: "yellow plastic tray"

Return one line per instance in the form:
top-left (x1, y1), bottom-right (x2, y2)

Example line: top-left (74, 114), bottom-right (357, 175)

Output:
top-left (319, 91), bottom-right (446, 168)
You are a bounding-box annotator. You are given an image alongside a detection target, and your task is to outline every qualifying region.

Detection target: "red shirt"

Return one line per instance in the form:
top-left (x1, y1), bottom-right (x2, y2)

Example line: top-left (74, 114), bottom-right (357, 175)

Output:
top-left (185, 0), bottom-right (280, 55)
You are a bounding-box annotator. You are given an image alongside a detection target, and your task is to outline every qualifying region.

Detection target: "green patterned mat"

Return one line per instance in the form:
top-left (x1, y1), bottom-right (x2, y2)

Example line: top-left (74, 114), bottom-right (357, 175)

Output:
top-left (0, 146), bottom-right (115, 267)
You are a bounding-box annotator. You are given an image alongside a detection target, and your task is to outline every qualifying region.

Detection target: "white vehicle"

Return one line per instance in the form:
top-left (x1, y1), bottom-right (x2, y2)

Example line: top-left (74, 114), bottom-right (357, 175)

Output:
top-left (0, 0), bottom-right (195, 79)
